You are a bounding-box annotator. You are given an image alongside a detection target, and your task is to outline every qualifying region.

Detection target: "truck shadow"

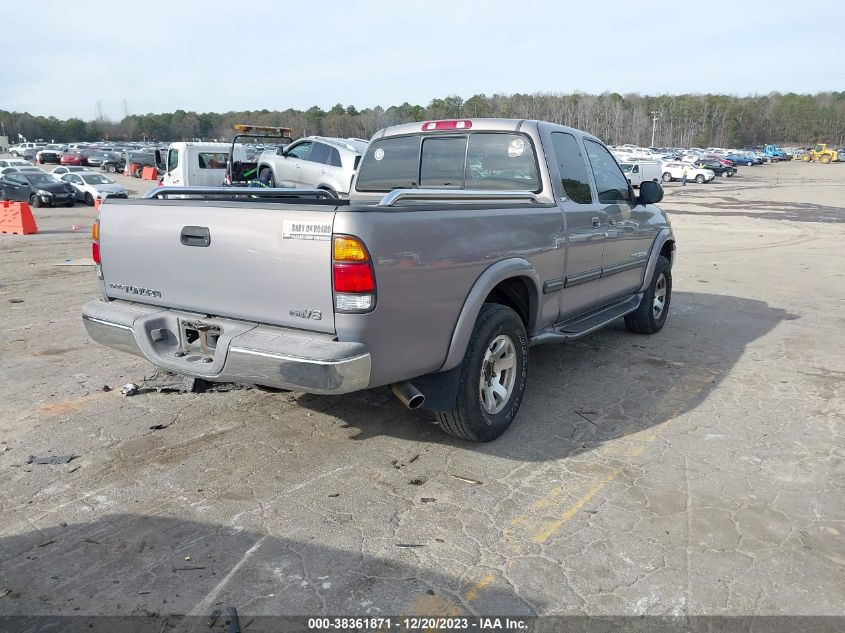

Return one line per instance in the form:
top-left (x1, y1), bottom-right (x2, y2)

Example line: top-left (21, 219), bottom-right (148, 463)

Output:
top-left (296, 291), bottom-right (797, 461)
top-left (0, 514), bottom-right (530, 624)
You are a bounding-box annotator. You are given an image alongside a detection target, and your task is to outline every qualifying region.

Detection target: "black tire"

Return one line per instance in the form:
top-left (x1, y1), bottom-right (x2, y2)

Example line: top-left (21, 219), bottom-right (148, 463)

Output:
top-left (437, 304), bottom-right (528, 442)
top-left (721, 171), bottom-right (729, 178)
top-left (695, 174), bottom-right (705, 184)
top-left (84, 192), bottom-right (95, 206)
top-left (258, 168), bottom-right (275, 187)
top-left (625, 255), bottom-right (672, 335)
top-left (29, 194), bottom-right (42, 208)
top-left (318, 187), bottom-right (338, 199)
top-left (133, 167), bottom-right (143, 178)
top-left (105, 163), bottom-right (116, 173)
top-left (662, 172), bottom-right (672, 182)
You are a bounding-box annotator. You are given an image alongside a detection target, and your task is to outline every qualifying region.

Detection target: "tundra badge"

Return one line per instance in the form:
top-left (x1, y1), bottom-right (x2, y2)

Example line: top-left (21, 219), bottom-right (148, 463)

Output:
top-left (289, 309), bottom-right (322, 320)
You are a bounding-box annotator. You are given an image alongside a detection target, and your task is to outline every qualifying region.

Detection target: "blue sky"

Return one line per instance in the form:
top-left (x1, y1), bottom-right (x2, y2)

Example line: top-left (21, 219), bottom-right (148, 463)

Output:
top-left (2, 0), bottom-right (842, 120)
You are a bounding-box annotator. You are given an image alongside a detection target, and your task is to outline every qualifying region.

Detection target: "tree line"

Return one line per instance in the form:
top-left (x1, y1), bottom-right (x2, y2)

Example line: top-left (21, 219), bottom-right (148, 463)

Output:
top-left (3, 92), bottom-right (844, 148)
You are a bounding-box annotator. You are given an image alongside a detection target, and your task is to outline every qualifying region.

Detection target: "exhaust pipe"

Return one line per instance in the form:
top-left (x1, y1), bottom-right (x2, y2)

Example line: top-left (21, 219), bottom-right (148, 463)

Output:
top-left (391, 381), bottom-right (425, 410)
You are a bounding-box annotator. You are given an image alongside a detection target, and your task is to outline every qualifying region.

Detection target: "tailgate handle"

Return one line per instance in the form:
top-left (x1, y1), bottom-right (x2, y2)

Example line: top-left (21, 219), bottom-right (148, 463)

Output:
top-left (180, 226), bottom-right (211, 247)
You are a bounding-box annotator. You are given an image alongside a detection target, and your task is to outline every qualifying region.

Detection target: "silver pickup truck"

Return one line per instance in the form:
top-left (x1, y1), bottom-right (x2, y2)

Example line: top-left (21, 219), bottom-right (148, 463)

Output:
top-left (83, 118), bottom-right (675, 442)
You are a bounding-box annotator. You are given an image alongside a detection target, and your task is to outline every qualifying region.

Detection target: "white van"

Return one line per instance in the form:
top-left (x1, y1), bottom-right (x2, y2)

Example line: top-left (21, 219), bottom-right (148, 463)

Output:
top-left (160, 142), bottom-right (248, 187)
top-left (618, 161), bottom-right (662, 187)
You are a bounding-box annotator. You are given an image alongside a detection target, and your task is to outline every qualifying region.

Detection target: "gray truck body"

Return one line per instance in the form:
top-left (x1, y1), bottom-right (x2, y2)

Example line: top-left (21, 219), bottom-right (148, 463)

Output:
top-left (83, 118), bottom-right (674, 407)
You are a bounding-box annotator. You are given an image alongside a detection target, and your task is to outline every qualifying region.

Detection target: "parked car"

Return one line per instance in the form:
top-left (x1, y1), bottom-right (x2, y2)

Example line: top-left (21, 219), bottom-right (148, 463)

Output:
top-left (694, 159), bottom-right (736, 177)
top-left (125, 151), bottom-right (160, 178)
top-left (60, 171), bottom-right (128, 206)
top-left (724, 153), bottom-right (756, 167)
top-left (61, 151), bottom-right (89, 166)
top-left (100, 153), bottom-right (126, 174)
top-left (9, 142), bottom-right (45, 159)
top-left (83, 118), bottom-right (675, 442)
top-left (35, 144), bottom-right (67, 164)
top-left (50, 165), bottom-right (90, 180)
top-left (256, 136), bottom-right (368, 197)
top-left (661, 162), bottom-right (715, 183)
top-left (0, 166), bottom-right (46, 175)
top-left (0, 158), bottom-right (34, 170)
top-left (0, 170), bottom-right (76, 207)
top-left (85, 150), bottom-right (117, 168)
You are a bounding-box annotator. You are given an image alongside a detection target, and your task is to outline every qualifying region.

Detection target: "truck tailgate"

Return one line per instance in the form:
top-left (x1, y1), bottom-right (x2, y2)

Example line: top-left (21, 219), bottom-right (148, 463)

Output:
top-left (99, 200), bottom-right (337, 333)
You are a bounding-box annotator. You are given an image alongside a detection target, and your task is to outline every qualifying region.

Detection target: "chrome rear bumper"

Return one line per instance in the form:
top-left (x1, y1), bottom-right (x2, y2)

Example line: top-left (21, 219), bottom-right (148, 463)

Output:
top-left (82, 299), bottom-right (370, 394)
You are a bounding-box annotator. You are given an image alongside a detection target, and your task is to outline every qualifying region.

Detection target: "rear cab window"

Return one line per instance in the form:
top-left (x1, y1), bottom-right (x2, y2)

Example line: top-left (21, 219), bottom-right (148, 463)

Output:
top-left (356, 132), bottom-right (540, 192)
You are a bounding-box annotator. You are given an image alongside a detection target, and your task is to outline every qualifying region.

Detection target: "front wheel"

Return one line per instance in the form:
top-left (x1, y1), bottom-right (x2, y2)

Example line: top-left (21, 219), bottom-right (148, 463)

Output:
top-left (625, 256), bottom-right (671, 334)
top-left (105, 163), bottom-right (116, 173)
top-left (695, 174), bottom-right (705, 184)
top-left (721, 171), bottom-right (729, 177)
top-left (258, 168), bottom-right (275, 187)
top-left (438, 304), bottom-right (528, 442)
top-left (29, 194), bottom-right (42, 208)
top-left (84, 192), bottom-right (95, 206)
top-left (820, 155), bottom-right (832, 164)
top-left (662, 172), bottom-right (672, 182)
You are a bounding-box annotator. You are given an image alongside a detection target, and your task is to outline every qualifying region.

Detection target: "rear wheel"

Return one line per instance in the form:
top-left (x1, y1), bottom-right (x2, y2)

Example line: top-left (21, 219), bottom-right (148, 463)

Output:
top-left (437, 304), bottom-right (528, 442)
top-left (105, 163), bottom-right (116, 173)
top-left (820, 155), bottom-right (832, 164)
top-left (625, 255), bottom-right (672, 335)
top-left (662, 172), bottom-right (672, 182)
top-left (133, 167), bottom-right (143, 178)
top-left (318, 187), bottom-right (338, 199)
top-left (802, 154), bottom-right (811, 162)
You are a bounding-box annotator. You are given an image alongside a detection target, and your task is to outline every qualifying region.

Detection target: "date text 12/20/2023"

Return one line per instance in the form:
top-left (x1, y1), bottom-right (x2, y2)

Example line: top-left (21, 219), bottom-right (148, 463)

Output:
top-left (307, 617), bottom-right (529, 630)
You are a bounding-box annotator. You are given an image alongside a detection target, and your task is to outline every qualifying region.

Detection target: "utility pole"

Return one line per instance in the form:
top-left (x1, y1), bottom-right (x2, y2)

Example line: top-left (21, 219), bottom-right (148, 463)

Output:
top-left (651, 111), bottom-right (659, 147)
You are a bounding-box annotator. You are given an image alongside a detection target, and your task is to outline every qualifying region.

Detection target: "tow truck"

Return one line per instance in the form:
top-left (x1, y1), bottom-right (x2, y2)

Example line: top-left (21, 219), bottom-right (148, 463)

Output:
top-left (224, 124), bottom-right (293, 186)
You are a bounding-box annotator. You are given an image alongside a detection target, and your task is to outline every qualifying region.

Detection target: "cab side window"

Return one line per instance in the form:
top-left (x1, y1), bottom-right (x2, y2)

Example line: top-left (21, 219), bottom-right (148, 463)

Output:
top-left (167, 148), bottom-right (179, 172)
top-left (308, 143), bottom-right (332, 165)
top-left (584, 139), bottom-right (631, 204)
top-left (550, 132), bottom-right (593, 204)
top-left (286, 142), bottom-right (312, 160)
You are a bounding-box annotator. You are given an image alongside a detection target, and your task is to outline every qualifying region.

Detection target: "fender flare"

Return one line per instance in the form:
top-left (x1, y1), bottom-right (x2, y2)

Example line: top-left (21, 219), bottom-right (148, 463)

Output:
top-left (639, 228), bottom-right (675, 293)
top-left (439, 258), bottom-right (542, 372)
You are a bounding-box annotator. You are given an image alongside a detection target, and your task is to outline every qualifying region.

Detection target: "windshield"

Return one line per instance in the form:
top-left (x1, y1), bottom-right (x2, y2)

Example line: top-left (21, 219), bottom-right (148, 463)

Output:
top-left (81, 174), bottom-right (113, 185)
top-left (356, 132), bottom-right (540, 192)
top-left (26, 174), bottom-right (55, 186)
top-left (46, 145), bottom-right (64, 150)
top-left (619, 164), bottom-right (633, 173)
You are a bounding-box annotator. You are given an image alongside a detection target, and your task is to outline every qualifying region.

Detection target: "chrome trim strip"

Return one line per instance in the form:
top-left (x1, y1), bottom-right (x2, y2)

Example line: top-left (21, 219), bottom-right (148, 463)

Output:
top-left (82, 314), bottom-right (133, 331)
top-left (229, 346), bottom-right (370, 366)
top-left (378, 189), bottom-right (539, 207)
top-left (564, 268), bottom-right (602, 287)
top-left (601, 259), bottom-right (647, 277)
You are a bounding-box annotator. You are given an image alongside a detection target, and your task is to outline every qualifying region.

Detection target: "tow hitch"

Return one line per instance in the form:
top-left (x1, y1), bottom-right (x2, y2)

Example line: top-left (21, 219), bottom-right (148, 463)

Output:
top-left (177, 319), bottom-right (221, 362)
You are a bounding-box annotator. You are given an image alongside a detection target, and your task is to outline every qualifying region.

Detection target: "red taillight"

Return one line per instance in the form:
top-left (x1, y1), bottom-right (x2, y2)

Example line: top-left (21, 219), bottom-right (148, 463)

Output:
top-left (421, 120), bottom-right (472, 131)
top-left (333, 263), bottom-right (374, 293)
top-left (92, 241), bottom-right (100, 264)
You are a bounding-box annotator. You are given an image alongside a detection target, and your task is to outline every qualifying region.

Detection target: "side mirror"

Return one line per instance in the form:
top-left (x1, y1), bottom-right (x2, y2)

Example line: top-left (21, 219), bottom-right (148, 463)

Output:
top-left (638, 180), bottom-right (664, 205)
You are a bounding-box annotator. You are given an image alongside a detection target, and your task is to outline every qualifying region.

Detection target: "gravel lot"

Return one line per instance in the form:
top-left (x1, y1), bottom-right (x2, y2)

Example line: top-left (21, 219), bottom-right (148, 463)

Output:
top-left (0, 160), bottom-right (843, 622)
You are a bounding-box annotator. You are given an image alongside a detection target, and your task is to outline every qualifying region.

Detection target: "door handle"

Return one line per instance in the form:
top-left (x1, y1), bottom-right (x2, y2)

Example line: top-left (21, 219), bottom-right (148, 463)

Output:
top-left (320, 169), bottom-right (327, 175)
top-left (180, 226), bottom-right (211, 247)
top-left (592, 217), bottom-right (601, 228)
